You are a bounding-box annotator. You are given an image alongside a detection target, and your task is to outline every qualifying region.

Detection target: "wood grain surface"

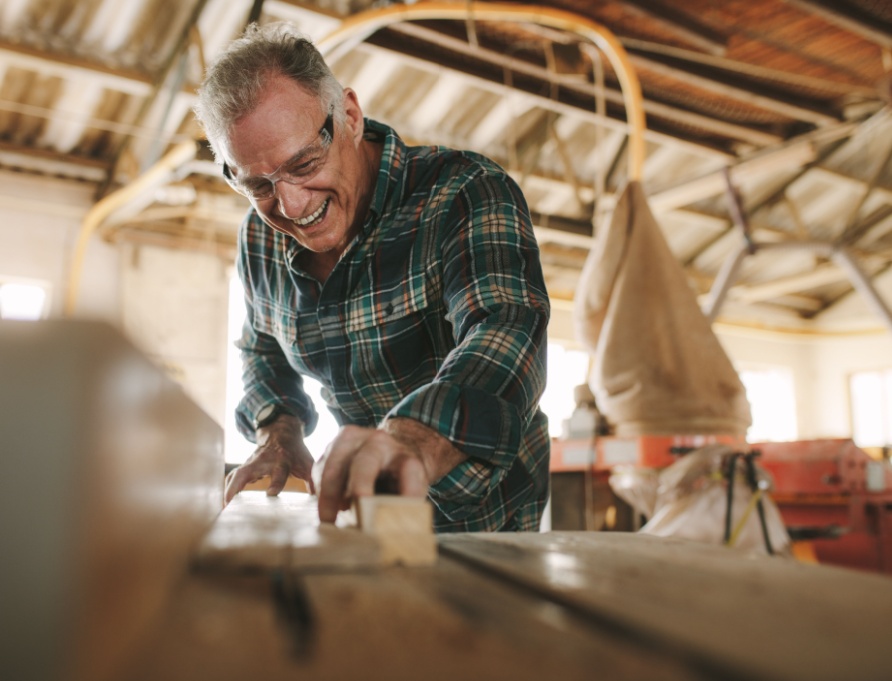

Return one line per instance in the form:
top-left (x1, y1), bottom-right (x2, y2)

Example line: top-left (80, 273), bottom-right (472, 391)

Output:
top-left (193, 492), bottom-right (382, 572)
top-left (122, 560), bottom-right (711, 681)
top-left (439, 532), bottom-right (892, 681)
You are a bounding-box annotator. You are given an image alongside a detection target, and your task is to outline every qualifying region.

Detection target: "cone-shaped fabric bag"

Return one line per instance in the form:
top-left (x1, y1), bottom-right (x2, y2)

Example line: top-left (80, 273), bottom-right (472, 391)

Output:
top-left (575, 181), bottom-right (751, 436)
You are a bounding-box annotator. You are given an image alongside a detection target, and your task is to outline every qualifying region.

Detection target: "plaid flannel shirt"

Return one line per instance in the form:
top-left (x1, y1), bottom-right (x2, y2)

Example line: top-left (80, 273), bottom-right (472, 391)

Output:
top-left (235, 119), bottom-right (550, 532)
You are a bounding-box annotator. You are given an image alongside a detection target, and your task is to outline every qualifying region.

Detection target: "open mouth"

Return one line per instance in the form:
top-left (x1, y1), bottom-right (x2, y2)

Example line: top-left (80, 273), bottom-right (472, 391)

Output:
top-left (293, 198), bottom-right (330, 227)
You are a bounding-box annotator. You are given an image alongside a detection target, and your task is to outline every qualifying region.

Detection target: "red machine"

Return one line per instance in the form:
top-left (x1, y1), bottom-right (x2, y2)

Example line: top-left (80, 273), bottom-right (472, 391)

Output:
top-left (756, 439), bottom-right (892, 574)
top-left (551, 436), bottom-right (892, 574)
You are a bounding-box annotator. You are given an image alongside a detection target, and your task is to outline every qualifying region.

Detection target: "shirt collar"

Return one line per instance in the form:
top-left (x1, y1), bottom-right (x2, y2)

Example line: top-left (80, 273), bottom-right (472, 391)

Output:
top-left (363, 117), bottom-right (405, 225)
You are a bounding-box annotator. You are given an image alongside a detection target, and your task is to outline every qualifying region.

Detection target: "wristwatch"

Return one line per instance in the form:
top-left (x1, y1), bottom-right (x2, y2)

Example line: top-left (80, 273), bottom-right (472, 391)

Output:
top-left (254, 404), bottom-right (285, 430)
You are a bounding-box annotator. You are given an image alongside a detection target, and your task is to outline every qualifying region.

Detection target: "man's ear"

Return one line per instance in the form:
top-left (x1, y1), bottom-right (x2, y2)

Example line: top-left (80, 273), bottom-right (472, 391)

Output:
top-left (341, 88), bottom-right (365, 146)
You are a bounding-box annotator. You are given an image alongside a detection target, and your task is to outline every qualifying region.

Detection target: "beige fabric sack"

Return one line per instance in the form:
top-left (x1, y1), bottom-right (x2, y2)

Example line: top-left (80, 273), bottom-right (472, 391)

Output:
top-left (574, 181), bottom-right (751, 436)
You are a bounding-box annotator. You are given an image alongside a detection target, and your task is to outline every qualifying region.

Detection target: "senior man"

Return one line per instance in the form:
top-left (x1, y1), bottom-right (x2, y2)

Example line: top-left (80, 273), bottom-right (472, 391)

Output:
top-left (195, 22), bottom-right (550, 532)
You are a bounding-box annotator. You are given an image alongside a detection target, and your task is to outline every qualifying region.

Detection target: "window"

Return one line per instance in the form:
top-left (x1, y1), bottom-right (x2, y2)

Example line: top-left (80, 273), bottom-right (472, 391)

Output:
top-left (850, 369), bottom-right (892, 447)
top-left (224, 274), bottom-right (339, 464)
top-left (540, 344), bottom-right (590, 438)
top-left (0, 281), bottom-right (49, 320)
top-left (738, 366), bottom-right (798, 442)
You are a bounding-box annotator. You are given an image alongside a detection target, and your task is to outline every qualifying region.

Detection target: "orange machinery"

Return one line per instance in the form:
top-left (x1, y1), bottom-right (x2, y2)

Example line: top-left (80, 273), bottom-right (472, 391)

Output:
top-left (756, 439), bottom-right (892, 574)
top-left (551, 434), bottom-right (743, 472)
top-left (551, 436), bottom-right (892, 574)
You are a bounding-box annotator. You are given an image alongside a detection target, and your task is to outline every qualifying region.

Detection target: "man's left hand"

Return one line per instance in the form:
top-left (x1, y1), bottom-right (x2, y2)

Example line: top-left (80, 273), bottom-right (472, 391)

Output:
top-left (224, 413), bottom-right (315, 505)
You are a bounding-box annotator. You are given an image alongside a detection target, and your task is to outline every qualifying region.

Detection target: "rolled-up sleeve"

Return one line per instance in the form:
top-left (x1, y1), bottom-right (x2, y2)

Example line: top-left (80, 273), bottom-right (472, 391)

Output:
top-left (234, 217), bottom-right (318, 443)
top-left (385, 168), bottom-right (549, 518)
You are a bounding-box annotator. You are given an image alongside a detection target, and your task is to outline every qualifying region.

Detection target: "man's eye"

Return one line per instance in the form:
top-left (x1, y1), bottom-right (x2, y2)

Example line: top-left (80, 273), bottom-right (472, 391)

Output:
top-left (286, 157), bottom-right (320, 177)
top-left (245, 179), bottom-right (273, 195)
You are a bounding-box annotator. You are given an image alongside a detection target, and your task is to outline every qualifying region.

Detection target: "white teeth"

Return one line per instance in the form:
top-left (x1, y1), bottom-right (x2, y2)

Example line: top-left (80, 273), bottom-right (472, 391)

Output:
top-left (294, 199), bottom-right (329, 226)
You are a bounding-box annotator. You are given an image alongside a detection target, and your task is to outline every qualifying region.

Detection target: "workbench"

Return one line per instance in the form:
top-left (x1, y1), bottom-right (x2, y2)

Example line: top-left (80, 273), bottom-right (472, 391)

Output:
top-left (3, 321), bottom-right (890, 681)
top-left (119, 492), bottom-right (892, 681)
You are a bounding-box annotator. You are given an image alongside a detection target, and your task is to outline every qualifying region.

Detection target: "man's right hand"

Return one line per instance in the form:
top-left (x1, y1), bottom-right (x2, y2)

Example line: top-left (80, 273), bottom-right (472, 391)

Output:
top-left (224, 413), bottom-right (316, 505)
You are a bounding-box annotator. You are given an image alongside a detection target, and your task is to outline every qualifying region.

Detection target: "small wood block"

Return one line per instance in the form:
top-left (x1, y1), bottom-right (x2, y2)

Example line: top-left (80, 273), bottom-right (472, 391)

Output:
top-left (355, 496), bottom-right (437, 566)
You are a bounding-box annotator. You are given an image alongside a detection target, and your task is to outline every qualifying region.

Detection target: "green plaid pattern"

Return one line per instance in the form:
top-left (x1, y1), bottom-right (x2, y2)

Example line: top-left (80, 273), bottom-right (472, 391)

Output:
top-left (235, 119), bottom-right (550, 532)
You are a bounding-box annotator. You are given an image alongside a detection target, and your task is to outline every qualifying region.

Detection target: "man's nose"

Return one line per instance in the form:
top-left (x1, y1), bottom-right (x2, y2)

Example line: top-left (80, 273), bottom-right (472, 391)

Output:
top-left (274, 180), bottom-right (310, 218)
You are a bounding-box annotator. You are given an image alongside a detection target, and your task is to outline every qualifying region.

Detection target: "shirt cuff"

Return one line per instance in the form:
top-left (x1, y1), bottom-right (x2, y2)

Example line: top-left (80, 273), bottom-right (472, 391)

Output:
top-left (385, 381), bottom-right (522, 470)
top-left (235, 385), bottom-right (318, 443)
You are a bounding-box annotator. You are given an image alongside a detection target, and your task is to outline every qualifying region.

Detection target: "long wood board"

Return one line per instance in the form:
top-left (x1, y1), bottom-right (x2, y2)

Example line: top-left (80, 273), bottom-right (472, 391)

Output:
top-left (121, 559), bottom-right (710, 681)
top-left (439, 532), bottom-right (892, 681)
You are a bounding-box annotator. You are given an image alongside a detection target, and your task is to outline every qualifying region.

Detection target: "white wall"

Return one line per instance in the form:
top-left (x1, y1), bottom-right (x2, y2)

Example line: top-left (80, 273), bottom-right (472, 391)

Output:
top-left (0, 171), bottom-right (120, 319)
top-left (0, 171), bottom-right (233, 425)
top-left (120, 244), bottom-right (231, 424)
top-left (715, 329), bottom-right (819, 438)
top-left (809, 333), bottom-right (892, 437)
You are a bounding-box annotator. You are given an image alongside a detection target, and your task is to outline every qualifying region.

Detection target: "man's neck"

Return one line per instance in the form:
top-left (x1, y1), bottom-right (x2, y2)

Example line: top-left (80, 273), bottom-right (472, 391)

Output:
top-left (298, 250), bottom-right (340, 284)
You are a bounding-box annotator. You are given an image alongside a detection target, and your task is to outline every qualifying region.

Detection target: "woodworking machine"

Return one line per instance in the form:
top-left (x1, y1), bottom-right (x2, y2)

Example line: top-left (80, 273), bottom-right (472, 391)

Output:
top-left (756, 438), bottom-right (892, 574)
top-left (4, 320), bottom-right (892, 681)
top-left (551, 434), bottom-right (892, 573)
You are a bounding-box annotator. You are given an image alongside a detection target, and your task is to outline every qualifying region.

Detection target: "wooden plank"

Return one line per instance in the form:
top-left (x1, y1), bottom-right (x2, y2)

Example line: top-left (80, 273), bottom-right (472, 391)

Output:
top-left (120, 559), bottom-right (712, 681)
top-left (356, 496), bottom-right (437, 566)
top-left (0, 320), bottom-right (223, 681)
top-left (193, 492), bottom-right (382, 572)
top-left (439, 532), bottom-right (892, 681)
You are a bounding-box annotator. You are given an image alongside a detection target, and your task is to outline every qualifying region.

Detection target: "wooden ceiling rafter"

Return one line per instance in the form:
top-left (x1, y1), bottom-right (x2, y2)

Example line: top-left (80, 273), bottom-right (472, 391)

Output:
top-left (620, 37), bottom-right (878, 98)
top-left (97, 0), bottom-right (210, 199)
top-left (626, 51), bottom-right (841, 126)
top-left (0, 37), bottom-right (153, 95)
top-left (783, 0), bottom-right (892, 49)
top-left (381, 22), bottom-right (782, 150)
top-left (618, 0), bottom-right (728, 56)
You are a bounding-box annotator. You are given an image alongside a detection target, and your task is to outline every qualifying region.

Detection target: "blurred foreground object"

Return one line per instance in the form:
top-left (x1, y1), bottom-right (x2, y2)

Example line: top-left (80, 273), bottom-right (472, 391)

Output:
top-left (0, 320), bottom-right (223, 681)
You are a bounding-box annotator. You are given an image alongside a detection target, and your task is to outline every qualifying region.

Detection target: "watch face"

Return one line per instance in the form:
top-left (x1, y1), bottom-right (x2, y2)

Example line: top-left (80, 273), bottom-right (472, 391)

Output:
top-left (255, 404), bottom-right (277, 427)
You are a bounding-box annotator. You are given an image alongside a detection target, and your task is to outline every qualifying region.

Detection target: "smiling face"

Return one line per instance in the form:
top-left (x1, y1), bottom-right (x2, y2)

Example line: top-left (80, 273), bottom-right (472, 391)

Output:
top-left (221, 73), bottom-right (377, 273)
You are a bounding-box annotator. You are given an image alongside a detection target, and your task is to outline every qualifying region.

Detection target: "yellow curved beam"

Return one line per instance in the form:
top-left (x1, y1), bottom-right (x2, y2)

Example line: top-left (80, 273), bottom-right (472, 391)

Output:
top-left (64, 140), bottom-right (197, 317)
top-left (317, 1), bottom-right (646, 182)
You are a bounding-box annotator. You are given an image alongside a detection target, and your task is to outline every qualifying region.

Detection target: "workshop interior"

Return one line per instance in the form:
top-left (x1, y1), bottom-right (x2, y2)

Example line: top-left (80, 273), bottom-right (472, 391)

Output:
top-left (1, 1), bottom-right (892, 680)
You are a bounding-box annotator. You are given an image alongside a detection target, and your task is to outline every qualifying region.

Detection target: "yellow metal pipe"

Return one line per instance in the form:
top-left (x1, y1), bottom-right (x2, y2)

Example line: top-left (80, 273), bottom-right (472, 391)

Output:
top-left (64, 140), bottom-right (197, 317)
top-left (317, 1), bottom-right (646, 182)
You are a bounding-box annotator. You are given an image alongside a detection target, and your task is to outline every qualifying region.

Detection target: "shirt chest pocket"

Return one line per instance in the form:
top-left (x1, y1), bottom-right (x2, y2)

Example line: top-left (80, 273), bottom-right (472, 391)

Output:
top-left (253, 304), bottom-right (323, 377)
top-left (344, 271), bottom-right (429, 332)
top-left (341, 272), bottom-right (437, 386)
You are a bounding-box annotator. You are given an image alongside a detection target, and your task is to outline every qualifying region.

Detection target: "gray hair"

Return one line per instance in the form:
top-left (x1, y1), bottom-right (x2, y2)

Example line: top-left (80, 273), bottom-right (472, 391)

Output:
top-left (194, 22), bottom-right (344, 156)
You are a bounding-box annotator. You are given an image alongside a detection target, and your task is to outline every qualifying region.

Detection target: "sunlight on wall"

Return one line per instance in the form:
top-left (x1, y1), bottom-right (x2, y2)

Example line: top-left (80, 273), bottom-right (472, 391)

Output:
top-left (540, 344), bottom-right (590, 438)
top-left (850, 369), bottom-right (892, 447)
